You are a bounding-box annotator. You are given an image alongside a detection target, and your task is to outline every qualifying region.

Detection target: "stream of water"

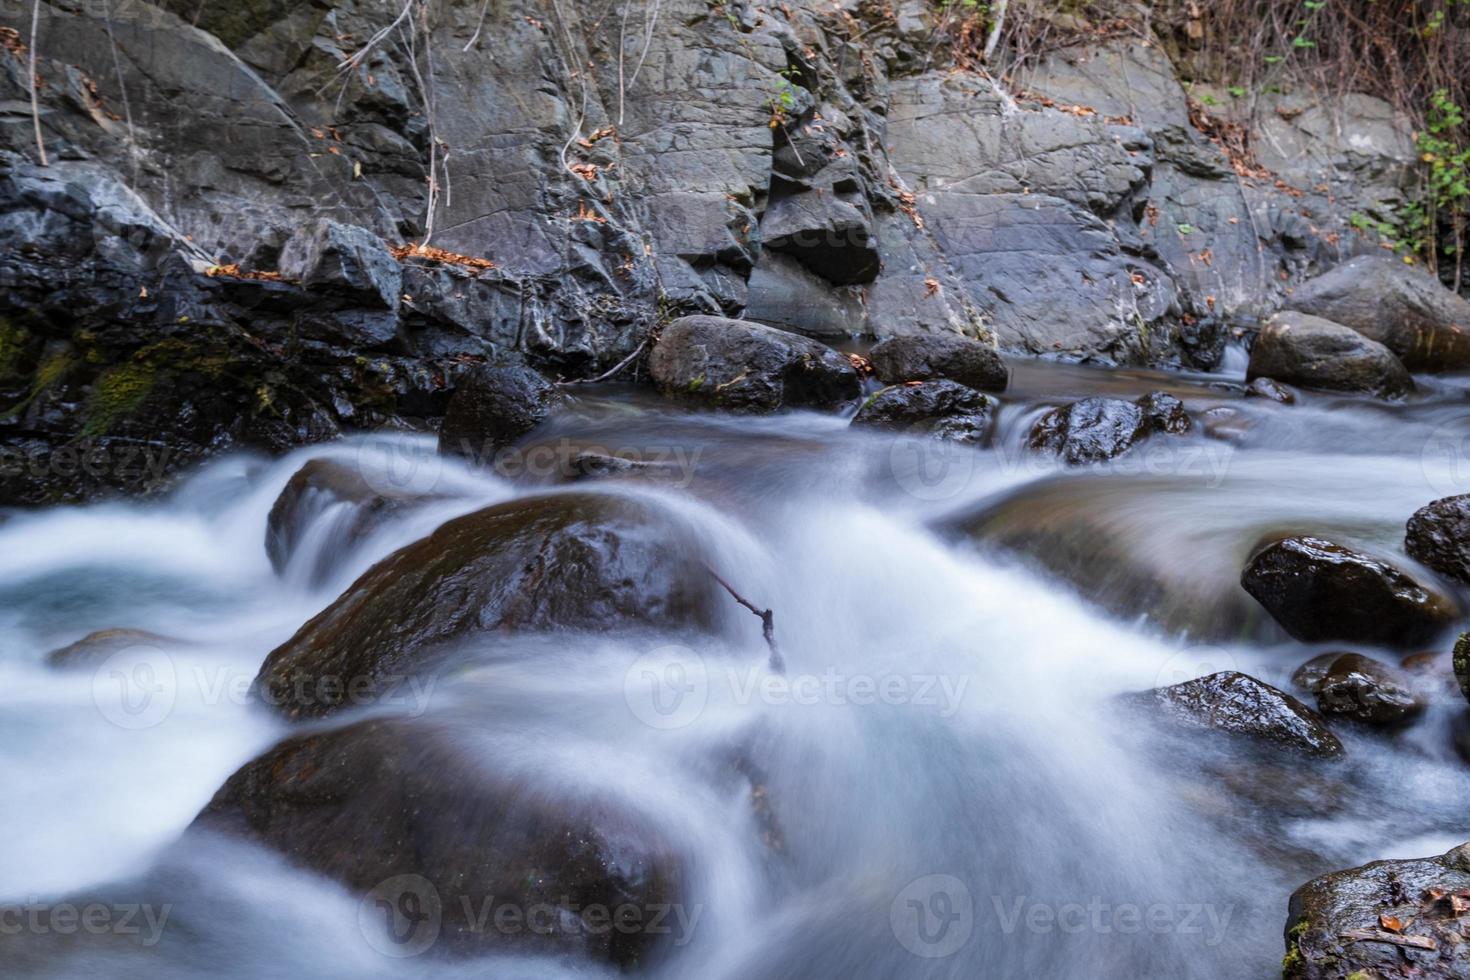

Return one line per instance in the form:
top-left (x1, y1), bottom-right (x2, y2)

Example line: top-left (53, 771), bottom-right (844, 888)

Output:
top-left (4, 358), bottom-right (1470, 978)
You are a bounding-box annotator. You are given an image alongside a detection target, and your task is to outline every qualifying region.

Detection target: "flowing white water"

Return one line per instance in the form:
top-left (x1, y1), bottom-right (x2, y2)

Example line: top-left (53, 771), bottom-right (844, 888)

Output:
top-left (4, 363), bottom-right (1470, 978)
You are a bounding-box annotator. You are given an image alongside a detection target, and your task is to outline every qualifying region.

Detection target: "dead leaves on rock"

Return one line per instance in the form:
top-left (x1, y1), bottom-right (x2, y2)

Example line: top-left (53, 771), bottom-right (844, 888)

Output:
top-left (205, 264), bottom-right (289, 283)
top-left (388, 243), bottom-right (496, 271)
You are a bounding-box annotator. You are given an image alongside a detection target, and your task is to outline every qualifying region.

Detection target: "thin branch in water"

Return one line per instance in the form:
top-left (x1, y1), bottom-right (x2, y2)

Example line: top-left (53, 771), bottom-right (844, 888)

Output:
top-left (704, 562), bottom-right (784, 674)
top-left (29, 0), bottom-right (48, 166)
top-left (559, 337), bottom-right (649, 385)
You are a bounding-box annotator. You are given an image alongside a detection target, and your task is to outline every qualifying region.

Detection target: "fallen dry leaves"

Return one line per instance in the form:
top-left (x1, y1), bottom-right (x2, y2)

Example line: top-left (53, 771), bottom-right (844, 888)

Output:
top-left (389, 243), bottom-right (496, 271)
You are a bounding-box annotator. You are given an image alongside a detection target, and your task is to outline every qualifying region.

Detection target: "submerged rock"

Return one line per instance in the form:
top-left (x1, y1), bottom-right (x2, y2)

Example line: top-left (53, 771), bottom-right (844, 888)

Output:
top-left (1131, 670), bottom-right (1343, 758)
top-left (265, 458), bottom-right (432, 585)
top-left (1247, 311), bottom-right (1412, 399)
top-left (867, 334), bottom-right (1009, 392)
top-left (942, 475), bottom-right (1264, 641)
top-left (1028, 391), bottom-right (1191, 464)
top-left (850, 380), bottom-right (995, 444)
top-left (1241, 536), bottom-right (1457, 648)
top-left (648, 316), bottom-right (861, 413)
top-left (193, 716), bottom-right (683, 968)
top-left (1244, 377), bottom-right (1297, 405)
top-left (1284, 842), bottom-right (1470, 979)
top-left (254, 493), bottom-right (720, 719)
top-left (45, 628), bottom-right (180, 669)
top-left (1293, 652), bottom-right (1426, 726)
top-left (438, 364), bottom-right (565, 462)
top-left (1407, 494), bottom-right (1470, 584)
top-left (1285, 254), bottom-right (1470, 371)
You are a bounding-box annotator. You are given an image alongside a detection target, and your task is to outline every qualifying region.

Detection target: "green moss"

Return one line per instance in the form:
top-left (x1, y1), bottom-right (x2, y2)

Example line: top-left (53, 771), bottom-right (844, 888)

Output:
top-left (0, 319), bottom-right (30, 381)
top-left (1344, 972), bottom-right (1371, 980)
top-left (2, 348), bottom-right (73, 420)
top-left (687, 374), bottom-right (705, 393)
top-left (82, 362), bottom-right (158, 437)
top-left (1281, 919), bottom-right (1310, 978)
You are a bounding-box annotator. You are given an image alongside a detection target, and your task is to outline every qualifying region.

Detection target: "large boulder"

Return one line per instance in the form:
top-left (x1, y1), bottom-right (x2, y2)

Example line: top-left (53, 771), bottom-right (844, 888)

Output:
top-left (1407, 494), bottom-right (1470, 585)
top-left (1247, 312), bottom-right (1413, 399)
top-left (1241, 536), bottom-right (1457, 648)
top-left (1129, 671), bottom-right (1343, 758)
top-left (1292, 652), bottom-right (1426, 726)
top-left (1284, 842), bottom-right (1470, 979)
top-left (850, 381), bottom-right (995, 444)
top-left (1285, 255), bottom-right (1470, 370)
top-left (867, 334), bottom-right (1008, 392)
top-left (648, 316), bottom-right (860, 413)
top-left (1028, 391), bottom-right (1190, 464)
top-left (193, 716), bottom-right (683, 968)
top-left (438, 364), bottom-right (565, 462)
top-left (254, 493), bottom-right (720, 718)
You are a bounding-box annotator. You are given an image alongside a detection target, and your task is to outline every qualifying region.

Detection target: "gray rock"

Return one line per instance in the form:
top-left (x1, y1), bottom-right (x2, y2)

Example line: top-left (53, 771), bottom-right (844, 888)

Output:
top-left (1242, 536), bottom-right (1458, 648)
top-left (648, 315), bottom-right (860, 413)
top-left (438, 364), bottom-right (565, 462)
top-left (1285, 842), bottom-right (1470, 979)
top-left (744, 251), bottom-right (866, 339)
top-left (1247, 311), bottom-right (1413, 398)
top-left (277, 219), bottom-right (402, 310)
top-left (1132, 671), bottom-right (1343, 758)
top-left (851, 380), bottom-right (995, 444)
top-left (760, 185), bottom-right (879, 285)
top-left (1407, 494), bottom-right (1470, 584)
top-left (1286, 255), bottom-right (1470, 370)
top-left (868, 334), bottom-right (1008, 392)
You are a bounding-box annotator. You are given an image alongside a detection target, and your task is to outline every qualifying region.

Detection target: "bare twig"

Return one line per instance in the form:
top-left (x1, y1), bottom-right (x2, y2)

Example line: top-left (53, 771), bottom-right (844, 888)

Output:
top-left (29, 0), bottom-right (48, 166)
top-left (559, 337), bottom-right (649, 385)
top-left (101, 0), bottom-right (137, 186)
top-left (704, 562), bottom-right (784, 674)
top-left (1339, 929), bottom-right (1436, 951)
top-left (340, 0), bottom-right (415, 73)
top-left (462, 0), bottom-right (492, 51)
top-left (982, 0), bottom-right (1008, 62)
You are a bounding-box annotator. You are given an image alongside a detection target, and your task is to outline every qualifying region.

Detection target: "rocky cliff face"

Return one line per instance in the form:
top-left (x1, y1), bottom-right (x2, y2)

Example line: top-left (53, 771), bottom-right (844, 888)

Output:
top-left (0, 0), bottom-right (1418, 502)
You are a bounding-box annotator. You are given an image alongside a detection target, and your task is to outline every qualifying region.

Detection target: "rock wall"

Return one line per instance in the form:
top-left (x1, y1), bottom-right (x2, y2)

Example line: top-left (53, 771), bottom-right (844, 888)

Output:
top-left (0, 0), bottom-right (1419, 501)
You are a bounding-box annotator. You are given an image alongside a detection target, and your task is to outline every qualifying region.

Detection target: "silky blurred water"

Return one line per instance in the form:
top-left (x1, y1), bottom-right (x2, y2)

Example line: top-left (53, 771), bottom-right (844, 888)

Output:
top-left (3, 361), bottom-right (1470, 978)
